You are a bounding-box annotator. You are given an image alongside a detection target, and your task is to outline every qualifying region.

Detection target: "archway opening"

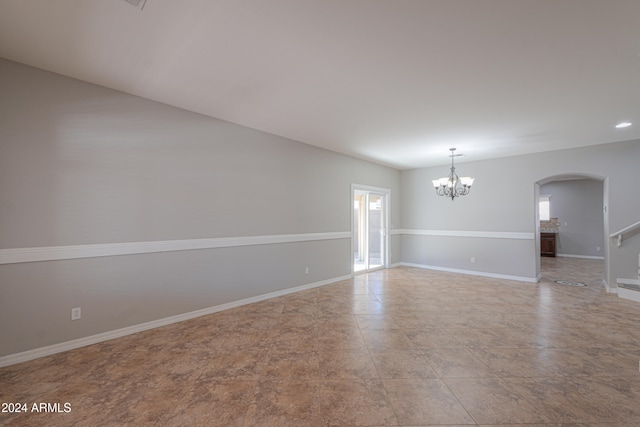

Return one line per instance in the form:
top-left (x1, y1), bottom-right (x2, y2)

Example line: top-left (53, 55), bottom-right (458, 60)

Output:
top-left (534, 173), bottom-right (609, 285)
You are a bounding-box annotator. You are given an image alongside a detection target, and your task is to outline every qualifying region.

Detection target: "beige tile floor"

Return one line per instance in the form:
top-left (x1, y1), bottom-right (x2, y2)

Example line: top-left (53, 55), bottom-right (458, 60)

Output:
top-left (1, 257), bottom-right (639, 426)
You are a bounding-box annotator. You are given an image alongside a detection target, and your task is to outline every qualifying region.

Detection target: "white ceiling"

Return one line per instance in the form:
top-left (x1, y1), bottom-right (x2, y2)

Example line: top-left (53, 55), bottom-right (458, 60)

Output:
top-left (1, 0), bottom-right (639, 169)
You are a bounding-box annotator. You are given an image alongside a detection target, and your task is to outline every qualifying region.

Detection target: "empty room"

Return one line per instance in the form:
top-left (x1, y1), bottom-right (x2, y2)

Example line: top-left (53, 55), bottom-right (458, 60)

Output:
top-left (1, 0), bottom-right (640, 426)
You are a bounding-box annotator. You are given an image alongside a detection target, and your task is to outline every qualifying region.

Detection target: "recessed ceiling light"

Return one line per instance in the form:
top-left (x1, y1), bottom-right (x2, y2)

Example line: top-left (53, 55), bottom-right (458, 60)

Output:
top-left (615, 122), bottom-right (632, 128)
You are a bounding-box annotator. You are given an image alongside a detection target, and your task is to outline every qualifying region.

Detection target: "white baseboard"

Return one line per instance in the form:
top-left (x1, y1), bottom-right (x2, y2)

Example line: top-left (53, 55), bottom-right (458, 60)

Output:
top-left (0, 274), bottom-right (352, 368)
top-left (399, 262), bottom-right (538, 283)
top-left (556, 254), bottom-right (605, 260)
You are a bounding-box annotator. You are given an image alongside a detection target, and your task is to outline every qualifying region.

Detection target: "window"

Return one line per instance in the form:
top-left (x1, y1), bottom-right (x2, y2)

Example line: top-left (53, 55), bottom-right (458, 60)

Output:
top-left (539, 195), bottom-right (550, 221)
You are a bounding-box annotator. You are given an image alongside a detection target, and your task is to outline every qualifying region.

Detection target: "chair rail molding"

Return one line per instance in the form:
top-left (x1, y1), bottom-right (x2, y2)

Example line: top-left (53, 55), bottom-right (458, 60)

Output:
top-left (0, 231), bottom-right (351, 265)
top-left (391, 229), bottom-right (534, 240)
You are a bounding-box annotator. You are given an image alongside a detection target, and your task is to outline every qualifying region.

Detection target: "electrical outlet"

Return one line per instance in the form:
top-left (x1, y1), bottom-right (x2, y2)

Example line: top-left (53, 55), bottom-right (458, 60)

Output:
top-left (71, 307), bottom-right (81, 320)
top-left (470, 257), bottom-right (476, 264)
top-left (305, 267), bottom-right (309, 275)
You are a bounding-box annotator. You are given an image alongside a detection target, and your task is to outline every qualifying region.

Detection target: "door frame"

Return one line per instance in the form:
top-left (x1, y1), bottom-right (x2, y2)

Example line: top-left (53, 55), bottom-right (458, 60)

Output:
top-left (351, 184), bottom-right (391, 274)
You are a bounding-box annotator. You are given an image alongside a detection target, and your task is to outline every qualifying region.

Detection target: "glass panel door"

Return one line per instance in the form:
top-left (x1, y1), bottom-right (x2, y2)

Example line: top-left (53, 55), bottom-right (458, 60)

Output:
top-left (368, 193), bottom-right (384, 270)
top-left (353, 188), bottom-right (387, 273)
top-left (354, 190), bottom-right (367, 273)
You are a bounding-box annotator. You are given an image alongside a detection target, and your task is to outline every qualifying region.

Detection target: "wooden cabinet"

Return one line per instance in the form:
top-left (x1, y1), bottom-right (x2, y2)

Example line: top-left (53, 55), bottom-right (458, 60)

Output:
top-left (541, 233), bottom-right (556, 257)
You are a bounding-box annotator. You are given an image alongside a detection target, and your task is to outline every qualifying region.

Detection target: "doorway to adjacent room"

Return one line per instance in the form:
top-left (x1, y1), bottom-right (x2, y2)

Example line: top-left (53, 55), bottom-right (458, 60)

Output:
top-left (352, 185), bottom-right (389, 273)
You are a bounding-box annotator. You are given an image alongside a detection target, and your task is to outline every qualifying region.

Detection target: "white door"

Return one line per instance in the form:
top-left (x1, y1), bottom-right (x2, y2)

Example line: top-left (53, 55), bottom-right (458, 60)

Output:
top-left (353, 186), bottom-right (388, 273)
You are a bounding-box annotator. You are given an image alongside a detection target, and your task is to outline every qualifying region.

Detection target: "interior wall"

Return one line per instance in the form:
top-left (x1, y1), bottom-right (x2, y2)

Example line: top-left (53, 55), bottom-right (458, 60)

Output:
top-left (400, 139), bottom-right (640, 283)
top-left (0, 59), bottom-right (401, 357)
top-left (540, 179), bottom-right (604, 258)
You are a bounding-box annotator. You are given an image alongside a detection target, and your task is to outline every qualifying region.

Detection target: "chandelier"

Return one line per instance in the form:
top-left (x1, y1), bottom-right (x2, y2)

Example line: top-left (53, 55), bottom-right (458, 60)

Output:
top-left (432, 148), bottom-right (474, 201)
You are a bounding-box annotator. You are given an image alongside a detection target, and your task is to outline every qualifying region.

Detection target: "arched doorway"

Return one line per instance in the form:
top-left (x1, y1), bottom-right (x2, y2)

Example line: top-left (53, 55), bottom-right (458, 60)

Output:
top-left (534, 174), bottom-right (609, 285)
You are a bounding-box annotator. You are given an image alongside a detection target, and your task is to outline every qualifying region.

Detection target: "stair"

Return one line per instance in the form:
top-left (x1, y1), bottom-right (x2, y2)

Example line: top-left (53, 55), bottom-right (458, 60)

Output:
top-left (619, 284), bottom-right (640, 302)
top-left (617, 253), bottom-right (640, 302)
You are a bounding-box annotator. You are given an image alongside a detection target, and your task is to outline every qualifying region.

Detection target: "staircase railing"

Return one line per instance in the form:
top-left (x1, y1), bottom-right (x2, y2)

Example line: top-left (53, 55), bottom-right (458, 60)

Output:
top-left (610, 220), bottom-right (640, 247)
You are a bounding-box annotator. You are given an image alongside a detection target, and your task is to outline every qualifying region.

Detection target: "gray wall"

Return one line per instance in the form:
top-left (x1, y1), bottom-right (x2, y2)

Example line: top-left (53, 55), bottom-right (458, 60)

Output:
top-left (540, 179), bottom-right (604, 258)
top-left (400, 140), bottom-right (640, 284)
top-left (0, 59), bottom-right (401, 356)
top-left (2, 56), bottom-right (639, 359)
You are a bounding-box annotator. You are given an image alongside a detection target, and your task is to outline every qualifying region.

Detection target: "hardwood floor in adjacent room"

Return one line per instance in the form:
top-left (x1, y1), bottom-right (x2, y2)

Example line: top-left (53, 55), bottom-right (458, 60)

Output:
top-left (2, 258), bottom-right (639, 426)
